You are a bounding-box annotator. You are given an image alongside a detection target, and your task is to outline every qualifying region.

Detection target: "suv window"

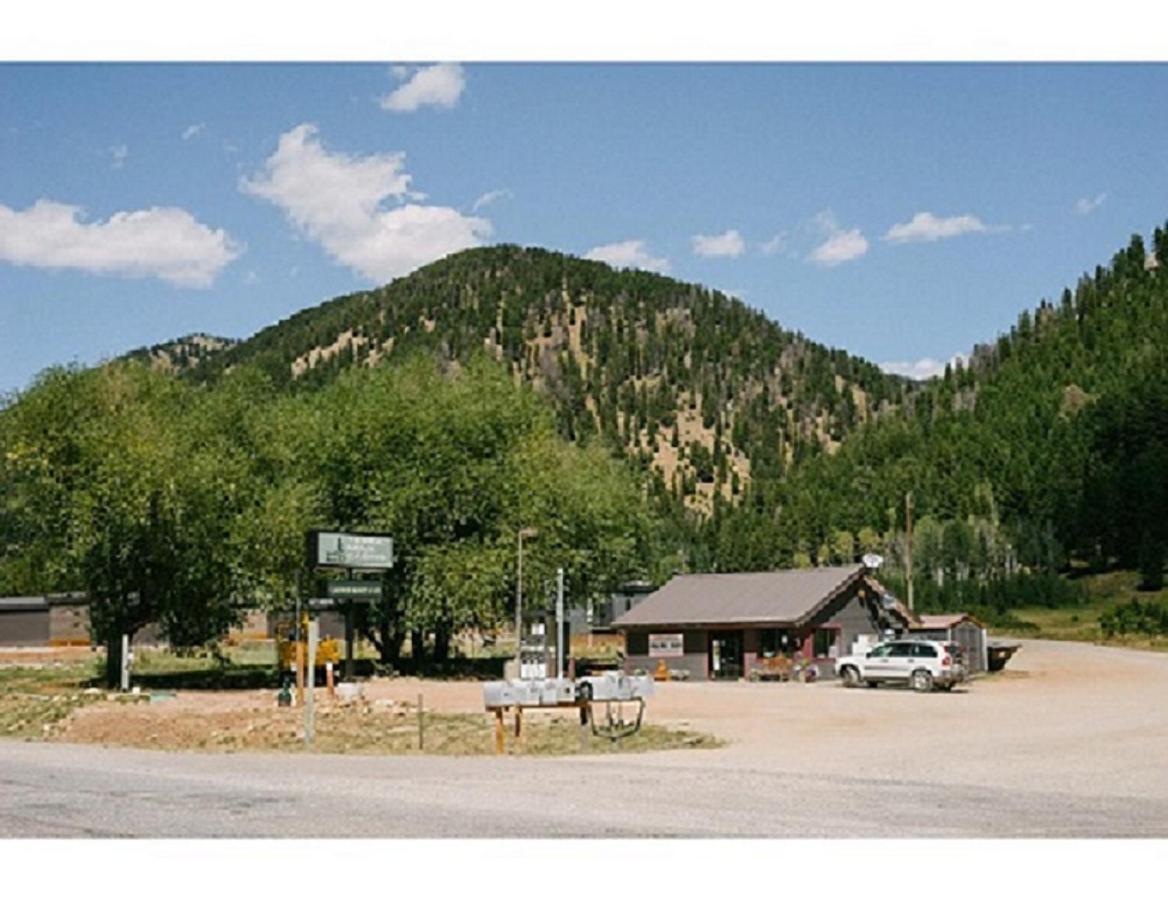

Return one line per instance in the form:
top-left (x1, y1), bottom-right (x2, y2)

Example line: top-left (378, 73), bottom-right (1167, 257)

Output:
top-left (868, 644), bottom-right (892, 658)
top-left (889, 644), bottom-right (914, 657)
top-left (913, 643), bottom-right (937, 657)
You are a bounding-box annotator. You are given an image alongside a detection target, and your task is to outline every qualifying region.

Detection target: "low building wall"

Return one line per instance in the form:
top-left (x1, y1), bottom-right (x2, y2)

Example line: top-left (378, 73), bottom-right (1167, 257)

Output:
top-left (0, 604), bottom-right (51, 646)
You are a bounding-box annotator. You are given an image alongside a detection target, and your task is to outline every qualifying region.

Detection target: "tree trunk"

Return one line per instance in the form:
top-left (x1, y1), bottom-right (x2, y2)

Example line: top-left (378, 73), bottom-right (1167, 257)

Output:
top-left (433, 622), bottom-right (451, 663)
top-left (104, 632), bottom-right (123, 688)
top-left (410, 629), bottom-right (426, 665)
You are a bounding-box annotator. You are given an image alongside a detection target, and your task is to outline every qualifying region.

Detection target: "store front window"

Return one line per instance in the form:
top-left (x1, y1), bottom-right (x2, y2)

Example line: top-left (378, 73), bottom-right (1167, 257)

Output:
top-left (813, 627), bottom-right (839, 658)
top-left (759, 628), bottom-right (794, 657)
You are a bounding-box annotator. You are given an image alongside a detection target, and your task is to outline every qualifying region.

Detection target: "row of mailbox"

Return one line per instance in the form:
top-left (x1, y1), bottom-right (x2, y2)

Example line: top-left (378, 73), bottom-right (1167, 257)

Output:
top-left (482, 673), bottom-right (654, 709)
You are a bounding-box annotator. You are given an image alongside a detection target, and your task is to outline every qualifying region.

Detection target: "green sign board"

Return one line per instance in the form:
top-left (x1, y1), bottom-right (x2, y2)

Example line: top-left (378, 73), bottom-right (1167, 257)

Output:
top-left (307, 530), bottom-right (394, 571)
top-left (326, 579), bottom-right (383, 601)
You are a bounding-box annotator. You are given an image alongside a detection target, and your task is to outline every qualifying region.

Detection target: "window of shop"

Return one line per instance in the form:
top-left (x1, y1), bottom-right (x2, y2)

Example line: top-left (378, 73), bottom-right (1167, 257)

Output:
top-left (760, 628), bottom-right (794, 657)
top-left (813, 627), bottom-right (839, 658)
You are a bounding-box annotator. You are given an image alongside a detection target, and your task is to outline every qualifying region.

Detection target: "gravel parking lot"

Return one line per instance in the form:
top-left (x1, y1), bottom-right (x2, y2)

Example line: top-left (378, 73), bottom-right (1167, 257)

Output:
top-left (2, 639), bottom-right (1167, 836)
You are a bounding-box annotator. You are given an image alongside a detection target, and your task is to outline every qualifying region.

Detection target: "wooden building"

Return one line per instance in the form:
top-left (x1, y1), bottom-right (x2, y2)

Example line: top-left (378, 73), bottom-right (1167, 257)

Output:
top-left (613, 564), bottom-right (918, 680)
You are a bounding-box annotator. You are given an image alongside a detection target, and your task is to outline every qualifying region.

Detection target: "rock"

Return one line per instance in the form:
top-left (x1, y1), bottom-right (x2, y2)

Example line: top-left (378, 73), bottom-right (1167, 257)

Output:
top-left (336, 682), bottom-right (364, 703)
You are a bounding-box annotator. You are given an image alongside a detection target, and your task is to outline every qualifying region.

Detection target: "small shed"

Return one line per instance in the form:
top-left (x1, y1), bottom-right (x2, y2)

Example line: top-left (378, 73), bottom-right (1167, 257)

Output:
top-left (910, 613), bottom-right (988, 672)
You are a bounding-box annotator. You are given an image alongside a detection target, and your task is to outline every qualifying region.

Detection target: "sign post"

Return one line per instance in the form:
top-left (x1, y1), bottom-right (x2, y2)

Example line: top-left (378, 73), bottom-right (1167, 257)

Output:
top-left (306, 530), bottom-right (394, 683)
top-left (307, 530), bottom-right (394, 571)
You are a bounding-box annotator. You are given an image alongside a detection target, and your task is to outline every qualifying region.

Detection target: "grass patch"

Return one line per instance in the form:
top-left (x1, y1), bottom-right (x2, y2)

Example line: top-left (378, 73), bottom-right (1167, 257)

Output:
top-left (996, 570), bottom-right (1168, 651)
top-left (0, 663), bottom-right (106, 739)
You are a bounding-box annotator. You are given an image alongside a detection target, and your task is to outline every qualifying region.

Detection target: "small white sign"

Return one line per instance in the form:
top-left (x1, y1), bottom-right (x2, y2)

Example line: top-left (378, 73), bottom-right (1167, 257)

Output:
top-left (649, 633), bottom-right (684, 658)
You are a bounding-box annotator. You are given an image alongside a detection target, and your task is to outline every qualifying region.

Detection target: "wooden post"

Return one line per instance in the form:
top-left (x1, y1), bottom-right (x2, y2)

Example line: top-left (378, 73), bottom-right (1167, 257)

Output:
top-left (325, 662), bottom-right (335, 699)
top-left (343, 599), bottom-right (355, 682)
top-left (578, 702), bottom-right (590, 752)
top-left (494, 708), bottom-right (505, 755)
top-left (417, 692), bottom-right (424, 752)
top-left (514, 706), bottom-right (523, 750)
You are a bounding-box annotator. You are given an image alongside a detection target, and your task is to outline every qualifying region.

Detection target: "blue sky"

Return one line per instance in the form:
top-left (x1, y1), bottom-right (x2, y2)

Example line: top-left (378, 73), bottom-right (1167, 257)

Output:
top-left (3, 63), bottom-right (1168, 393)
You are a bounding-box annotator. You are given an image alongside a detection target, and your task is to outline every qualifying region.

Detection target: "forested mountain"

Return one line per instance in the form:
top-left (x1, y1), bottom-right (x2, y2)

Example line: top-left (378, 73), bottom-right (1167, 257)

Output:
top-left (700, 225), bottom-right (1168, 607)
top-left (122, 333), bottom-right (239, 375)
top-left (183, 246), bottom-right (908, 514)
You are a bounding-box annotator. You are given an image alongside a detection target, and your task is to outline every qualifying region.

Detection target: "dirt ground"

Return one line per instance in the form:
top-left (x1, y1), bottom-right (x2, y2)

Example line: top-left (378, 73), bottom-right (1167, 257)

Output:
top-left (5, 638), bottom-right (1168, 837)
top-left (24, 638), bottom-right (1166, 800)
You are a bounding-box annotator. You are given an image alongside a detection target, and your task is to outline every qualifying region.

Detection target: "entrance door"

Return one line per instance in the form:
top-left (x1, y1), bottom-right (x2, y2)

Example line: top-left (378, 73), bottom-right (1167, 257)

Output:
top-left (709, 631), bottom-right (744, 680)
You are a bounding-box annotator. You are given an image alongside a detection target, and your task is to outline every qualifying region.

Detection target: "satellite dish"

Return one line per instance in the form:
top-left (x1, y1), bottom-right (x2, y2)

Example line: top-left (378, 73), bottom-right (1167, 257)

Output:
top-left (862, 553), bottom-right (884, 570)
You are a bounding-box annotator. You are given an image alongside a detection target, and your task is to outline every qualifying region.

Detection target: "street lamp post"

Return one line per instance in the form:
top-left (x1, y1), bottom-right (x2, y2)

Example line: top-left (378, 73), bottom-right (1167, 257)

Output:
top-left (515, 527), bottom-right (538, 674)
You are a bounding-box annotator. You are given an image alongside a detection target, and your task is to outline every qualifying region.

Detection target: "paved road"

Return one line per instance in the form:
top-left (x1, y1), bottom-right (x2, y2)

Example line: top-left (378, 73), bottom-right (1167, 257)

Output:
top-left (2, 639), bottom-right (1168, 837)
top-left (3, 738), bottom-right (1167, 837)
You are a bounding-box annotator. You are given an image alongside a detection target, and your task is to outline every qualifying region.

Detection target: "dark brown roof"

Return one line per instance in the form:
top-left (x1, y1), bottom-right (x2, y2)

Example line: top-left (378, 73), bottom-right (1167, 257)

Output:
top-left (612, 565), bottom-right (867, 628)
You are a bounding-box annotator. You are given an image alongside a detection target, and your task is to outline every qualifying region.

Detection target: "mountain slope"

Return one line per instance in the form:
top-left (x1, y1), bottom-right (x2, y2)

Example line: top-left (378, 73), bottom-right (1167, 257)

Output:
top-left (186, 245), bottom-right (909, 513)
top-left (733, 225), bottom-right (1168, 584)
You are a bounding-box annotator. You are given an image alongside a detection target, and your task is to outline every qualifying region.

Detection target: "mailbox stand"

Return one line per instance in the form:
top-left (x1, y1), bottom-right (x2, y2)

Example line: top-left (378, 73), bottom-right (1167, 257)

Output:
top-left (483, 673), bottom-right (653, 753)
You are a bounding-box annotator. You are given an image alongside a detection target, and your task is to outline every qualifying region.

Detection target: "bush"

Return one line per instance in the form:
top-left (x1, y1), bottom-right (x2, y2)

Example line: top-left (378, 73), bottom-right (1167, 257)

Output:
top-left (1100, 599), bottom-right (1168, 638)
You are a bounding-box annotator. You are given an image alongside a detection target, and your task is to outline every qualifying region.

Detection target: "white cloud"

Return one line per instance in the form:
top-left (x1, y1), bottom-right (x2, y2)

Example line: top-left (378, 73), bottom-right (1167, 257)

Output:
top-left (241, 123), bottom-right (491, 283)
top-left (1075, 193), bottom-right (1107, 215)
top-left (808, 211), bottom-right (868, 267)
top-left (691, 229), bottom-right (746, 258)
top-left (0, 199), bottom-right (240, 288)
top-left (884, 211), bottom-right (988, 243)
top-left (880, 353), bottom-right (968, 381)
top-left (182, 122), bottom-right (206, 141)
top-left (110, 144), bottom-right (128, 169)
top-left (472, 188), bottom-right (512, 212)
top-left (380, 63), bottom-right (466, 113)
top-left (584, 239), bottom-right (670, 274)
top-left (759, 232), bottom-right (787, 256)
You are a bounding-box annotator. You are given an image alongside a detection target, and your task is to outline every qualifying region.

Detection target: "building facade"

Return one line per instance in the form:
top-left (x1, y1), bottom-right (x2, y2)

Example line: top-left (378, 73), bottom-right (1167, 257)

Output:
top-left (614, 565), bottom-right (917, 681)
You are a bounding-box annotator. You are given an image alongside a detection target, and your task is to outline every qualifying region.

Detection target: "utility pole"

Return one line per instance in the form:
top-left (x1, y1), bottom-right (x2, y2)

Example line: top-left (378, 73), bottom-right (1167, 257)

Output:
top-left (905, 491), bottom-right (915, 613)
top-left (555, 567), bottom-right (565, 679)
top-left (304, 618), bottom-right (318, 745)
top-left (343, 566), bottom-right (355, 681)
top-left (514, 527), bottom-right (538, 675)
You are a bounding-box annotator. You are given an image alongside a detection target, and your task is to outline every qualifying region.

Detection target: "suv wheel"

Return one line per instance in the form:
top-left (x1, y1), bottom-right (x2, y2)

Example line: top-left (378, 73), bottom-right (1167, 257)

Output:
top-left (840, 665), bottom-right (860, 688)
top-left (910, 669), bottom-right (934, 693)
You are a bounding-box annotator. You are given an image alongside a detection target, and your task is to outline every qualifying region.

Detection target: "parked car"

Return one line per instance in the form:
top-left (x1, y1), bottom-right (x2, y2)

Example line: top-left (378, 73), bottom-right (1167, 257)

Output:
top-left (835, 639), bottom-right (966, 692)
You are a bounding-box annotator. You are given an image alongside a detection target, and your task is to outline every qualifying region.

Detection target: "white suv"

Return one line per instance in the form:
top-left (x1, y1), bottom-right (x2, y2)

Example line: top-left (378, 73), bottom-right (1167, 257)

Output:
top-left (835, 639), bottom-right (966, 692)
